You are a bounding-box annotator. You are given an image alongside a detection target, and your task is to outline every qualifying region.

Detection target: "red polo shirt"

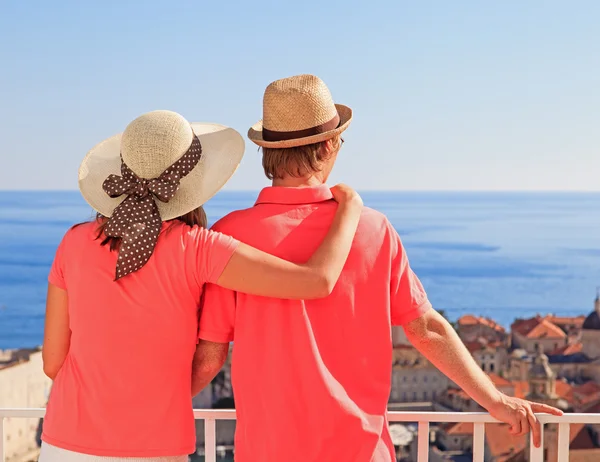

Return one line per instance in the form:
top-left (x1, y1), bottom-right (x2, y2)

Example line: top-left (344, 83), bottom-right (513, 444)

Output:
top-left (44, 221), bottom-right (239, 456)
top-left (199, 185), bottom-right (431, 462)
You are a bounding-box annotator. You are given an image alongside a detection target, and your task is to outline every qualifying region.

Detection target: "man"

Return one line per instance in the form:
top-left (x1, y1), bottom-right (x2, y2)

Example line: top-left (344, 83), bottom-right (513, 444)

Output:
top-left (193, 74), bottom-right (561, 461)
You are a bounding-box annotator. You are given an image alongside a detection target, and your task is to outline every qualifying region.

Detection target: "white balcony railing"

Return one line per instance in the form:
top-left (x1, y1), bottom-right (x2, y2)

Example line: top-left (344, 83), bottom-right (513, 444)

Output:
top-left (2, 409), bottom-right (600, 462)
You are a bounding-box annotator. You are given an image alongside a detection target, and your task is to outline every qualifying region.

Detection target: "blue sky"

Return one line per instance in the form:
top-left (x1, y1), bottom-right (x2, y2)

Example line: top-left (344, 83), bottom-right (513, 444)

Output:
top-left (1, 1), bottom-right (599, 191)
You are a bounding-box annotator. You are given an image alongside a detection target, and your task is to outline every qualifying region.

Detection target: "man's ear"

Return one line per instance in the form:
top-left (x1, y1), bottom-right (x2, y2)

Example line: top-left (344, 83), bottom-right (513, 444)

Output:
top-left (321, 139), bottom-right (335, 158)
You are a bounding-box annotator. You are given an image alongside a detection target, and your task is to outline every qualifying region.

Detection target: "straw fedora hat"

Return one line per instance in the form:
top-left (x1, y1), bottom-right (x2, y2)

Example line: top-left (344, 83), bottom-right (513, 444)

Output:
top-left (248, 74), bottom-right (352, 148)
top-left (78, 110), bottom-right (245, 221)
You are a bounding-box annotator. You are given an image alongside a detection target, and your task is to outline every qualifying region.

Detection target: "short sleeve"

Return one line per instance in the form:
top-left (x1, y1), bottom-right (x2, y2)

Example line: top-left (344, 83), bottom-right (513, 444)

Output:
top-left (198, 283), bottom-right (236, 343)
top-left (388, 220), bottom-right (431, 325)
top-left (48, 231), bottom-right (68, 290)
top-left (186, 227), bottom-right (240, 285)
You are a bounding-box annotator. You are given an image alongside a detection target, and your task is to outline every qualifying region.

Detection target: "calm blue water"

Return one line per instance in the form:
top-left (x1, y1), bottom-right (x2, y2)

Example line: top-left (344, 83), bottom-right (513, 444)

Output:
top-left (0, 191), bottom-right (599, 349)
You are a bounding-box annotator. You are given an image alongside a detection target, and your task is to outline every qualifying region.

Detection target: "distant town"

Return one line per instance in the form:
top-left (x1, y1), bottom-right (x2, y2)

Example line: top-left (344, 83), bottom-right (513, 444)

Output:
top-left (2, 293), bottom-right (600, 461)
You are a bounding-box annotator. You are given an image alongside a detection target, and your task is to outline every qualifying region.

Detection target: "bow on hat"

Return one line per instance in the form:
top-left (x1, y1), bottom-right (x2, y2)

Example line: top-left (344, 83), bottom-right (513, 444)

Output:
top-left (102, 134), bottom-right (202, 280)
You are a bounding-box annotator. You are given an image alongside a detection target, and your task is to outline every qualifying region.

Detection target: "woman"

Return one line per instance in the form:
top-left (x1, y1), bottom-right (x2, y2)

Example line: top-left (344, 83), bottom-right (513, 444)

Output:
top-left (40, 110), bottom-right (362, 461)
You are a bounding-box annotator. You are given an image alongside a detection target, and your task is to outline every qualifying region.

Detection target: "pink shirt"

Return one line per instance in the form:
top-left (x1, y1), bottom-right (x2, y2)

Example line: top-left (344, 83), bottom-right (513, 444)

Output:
top-left (199, 185), bottom-right (431, 462)
top-left (43, 220), bottom-right (238, 457)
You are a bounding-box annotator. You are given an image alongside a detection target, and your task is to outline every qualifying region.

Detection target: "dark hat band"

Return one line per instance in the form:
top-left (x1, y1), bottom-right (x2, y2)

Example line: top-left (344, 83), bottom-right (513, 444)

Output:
top-left (261, 112), bottom-right (340, 142)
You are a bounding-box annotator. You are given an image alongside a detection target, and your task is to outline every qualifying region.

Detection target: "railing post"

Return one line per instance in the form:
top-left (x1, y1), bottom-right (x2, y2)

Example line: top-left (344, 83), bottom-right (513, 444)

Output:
top-left (204, 417), bottom-right (216, 462)
top-left (472, 423), bottom-right (485, 462)
top-left (0, 416), bottom-right (4, 462)
top-left (529, 423), bottom-right (544, 462)
top-left (557, 422), bottom-right (570, 462)
top-left (417, 422), bottom-right (429, 462)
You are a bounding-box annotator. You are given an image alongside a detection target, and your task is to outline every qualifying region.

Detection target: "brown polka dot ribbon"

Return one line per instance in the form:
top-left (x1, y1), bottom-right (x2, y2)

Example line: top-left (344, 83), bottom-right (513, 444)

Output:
top-left (102, 135), bottom-right (202, 280)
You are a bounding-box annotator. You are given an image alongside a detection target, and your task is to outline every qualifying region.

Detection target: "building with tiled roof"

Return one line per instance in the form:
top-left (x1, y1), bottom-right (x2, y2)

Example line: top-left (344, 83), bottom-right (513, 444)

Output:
top-left (510, 378), bottom-right (600, 413)
top-left (525, 345), bottom-right (571, 412)
top-left (543, 293), bottom-right (600, 384)
top-left (581, 291), bottom-right (600, 361)
top-left (457, 315), bottom-right (507, 344)
top-left (463, 337), bottom-right (508, 374)
top-left (511, 316), bottom-right (568, 354)
top-left (438, 373), bottom-right (517, 414)
top-left (507, 339), bottom-right (600, 385)
top-left (549, 342), bottom-right (584, 356)
top-left (510, 351), bottom-right (600, 386)
top-left (433, 422), bottom-right (528, 462)
top-left (488, 372), bottom-right (515, 395)
top-left (512, 378), bottom-right (576, 404)
top-left (546, 314), bottom-right (586, 334)
top-left (436, 422), bottom-right (475, 453)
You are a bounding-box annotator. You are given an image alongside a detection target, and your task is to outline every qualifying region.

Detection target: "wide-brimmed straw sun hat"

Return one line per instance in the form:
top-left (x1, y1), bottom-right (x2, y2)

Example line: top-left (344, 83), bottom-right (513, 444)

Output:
top-left (248, 74), bottom-right (352, 149)
top-left (78, 110), bottom-right (245, 279)
top-left (79, 110), bottom-right (244, 221)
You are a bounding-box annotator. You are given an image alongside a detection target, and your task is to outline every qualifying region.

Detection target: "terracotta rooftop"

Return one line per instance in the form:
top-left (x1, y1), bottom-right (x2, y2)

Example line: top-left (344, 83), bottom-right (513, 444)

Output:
top-left (484, 423), bottom-right (527, 462)
top-left (513, 381), bottom-right (529, 400)
top-left (549, 342), bottom-right (583, 356)
top-left (579, 393), bottom-right (600, 409)
top-left (546, 315), bottom-right (586, 328)
top-left (512, 316), bottom-right (566, 339)
top-left (457, 315), bottom-right (479, 326)
top-left (511, 380), bottom-right (573, 402)
top-left (582, 399), bottom-right (600, 414)
top-left (488, 373), bottom-right (513, 388)
top-left (463, 340), bottom-right (483, 353)
top-left (443, 421), bottom-right (474, 435)
top-left (463, 338), bottom-right (505, 353)
top-left (526, 320), bottom-right (566, 339)
top-left (555, 380), bottom-right (574, 401)
top-left (570, 382), bottom-right (600, 409)
top-left (573, 381), bottom-right (600, 396)
top-left (458, 315), bottom-right (505, 332)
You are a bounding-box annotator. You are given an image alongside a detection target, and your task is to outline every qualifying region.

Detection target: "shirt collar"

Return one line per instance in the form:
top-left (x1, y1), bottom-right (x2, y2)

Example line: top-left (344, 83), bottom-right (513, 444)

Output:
top-left (255, 185), bottom-right (333, 206)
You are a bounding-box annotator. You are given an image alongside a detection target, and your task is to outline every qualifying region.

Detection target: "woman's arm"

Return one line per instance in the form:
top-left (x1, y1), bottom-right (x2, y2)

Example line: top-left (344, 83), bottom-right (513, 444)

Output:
top-left (42, 283), bottom-right (71, 380)
top-left (216, 184), bottom-right (362, 299)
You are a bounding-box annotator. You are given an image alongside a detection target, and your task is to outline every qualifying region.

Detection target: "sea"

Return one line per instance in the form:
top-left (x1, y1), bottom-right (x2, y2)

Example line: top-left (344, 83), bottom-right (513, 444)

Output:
top-left (0, 190), bottom-right (599, 349)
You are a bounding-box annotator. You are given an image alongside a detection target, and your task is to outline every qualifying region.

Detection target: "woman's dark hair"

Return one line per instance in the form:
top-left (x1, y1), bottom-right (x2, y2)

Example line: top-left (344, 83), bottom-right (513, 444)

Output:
top-left (95, 206), bottom-right (208, 251)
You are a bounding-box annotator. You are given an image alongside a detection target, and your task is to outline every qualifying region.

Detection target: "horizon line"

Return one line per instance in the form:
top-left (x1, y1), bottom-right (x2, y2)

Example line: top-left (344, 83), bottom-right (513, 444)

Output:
top-left (1, 189), bottom-right (600, 194)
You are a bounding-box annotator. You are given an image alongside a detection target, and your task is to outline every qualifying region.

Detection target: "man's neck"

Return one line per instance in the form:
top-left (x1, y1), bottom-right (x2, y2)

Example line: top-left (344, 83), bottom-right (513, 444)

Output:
top-left (272, 175), bottom-right (325, 188)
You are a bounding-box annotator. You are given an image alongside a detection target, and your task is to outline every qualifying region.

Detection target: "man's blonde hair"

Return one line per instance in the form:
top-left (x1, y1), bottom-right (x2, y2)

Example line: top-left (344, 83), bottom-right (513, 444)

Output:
top-left (262, 136), bottom-right (341, 180)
